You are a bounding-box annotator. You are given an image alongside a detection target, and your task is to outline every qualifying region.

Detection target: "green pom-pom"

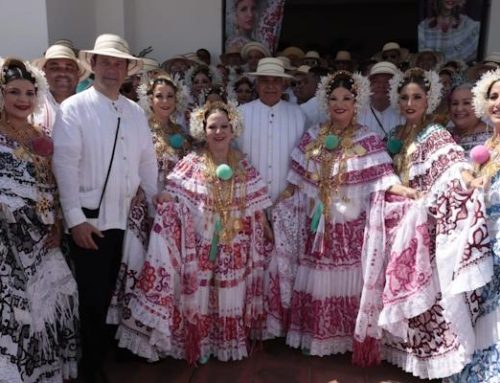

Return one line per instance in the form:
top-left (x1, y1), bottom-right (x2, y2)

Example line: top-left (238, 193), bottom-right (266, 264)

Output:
top-left (169, 133), bottom-right (184, 149)
top-left (387, 138), bottom-right (403, 155)
top-left (216, 164), bottom-right (233, 180)
top-left (310, 201), bottom-right (324, 233)
top-left (324, 134), bottom-right (340, 150)
top-left (209, 218), bottom-right (222, 262)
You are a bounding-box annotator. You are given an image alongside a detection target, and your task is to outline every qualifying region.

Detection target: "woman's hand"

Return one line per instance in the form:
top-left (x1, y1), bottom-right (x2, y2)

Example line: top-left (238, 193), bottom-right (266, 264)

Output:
top-left (387, 184), bottom-right (423, 200)
top-left (468, 176), bottom-right (489, 190)
top-left (45, 222), bottom-right (62, 249)
top-left (153, 192), bottom-right (175, 206)
top-left (276, 184), bottom-right (297, 204)
top-left (131, 186), bottom-right (145, 206)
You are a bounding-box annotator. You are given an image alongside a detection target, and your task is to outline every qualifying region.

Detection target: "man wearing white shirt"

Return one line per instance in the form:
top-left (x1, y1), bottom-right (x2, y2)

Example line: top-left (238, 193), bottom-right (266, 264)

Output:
top-left (357, 61), bottom-right (404, 140)
top-left (298, 66), bottom-right (329, 127)
top-left (239, 58), bottom-right (306, 202)
top-left (33, 43), bottom-right (88, 134)
top-left (52, 34), bottom-right (157, 383)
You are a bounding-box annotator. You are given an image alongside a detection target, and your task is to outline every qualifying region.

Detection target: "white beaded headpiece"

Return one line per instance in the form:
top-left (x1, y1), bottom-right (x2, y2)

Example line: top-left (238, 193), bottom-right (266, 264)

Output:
top-left (389, 68), bottom-right (443, 115)
top-left (190, 100), bottom-right (243, 141)
top-left (472, 68), bottom-right (500, 119)
top-left (316, 71), bottom-right (371, 117)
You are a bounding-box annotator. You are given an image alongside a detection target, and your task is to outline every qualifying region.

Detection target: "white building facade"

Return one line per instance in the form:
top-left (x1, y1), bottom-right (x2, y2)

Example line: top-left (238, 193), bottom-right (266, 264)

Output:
top-left (0, 0), bottom-right (498, 63)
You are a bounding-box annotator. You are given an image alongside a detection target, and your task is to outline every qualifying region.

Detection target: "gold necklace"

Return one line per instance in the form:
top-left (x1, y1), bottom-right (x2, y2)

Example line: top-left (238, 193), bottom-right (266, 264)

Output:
top-left (0, 116), bottom-right (42, 147)
top-left (304, 122), bottom-right (357, 216)
top-left (204, 149), bottom-right (246, 244)
top-left (0, 116), bottom-right (56, 218)
top-left (393, 121), bottom-right (425, 186)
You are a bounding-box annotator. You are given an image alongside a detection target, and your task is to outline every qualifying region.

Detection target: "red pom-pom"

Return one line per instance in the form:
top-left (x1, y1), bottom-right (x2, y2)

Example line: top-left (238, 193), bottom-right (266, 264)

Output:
top-left (470, 145), bottom-right (490, 165)
top-left (30, 136), bottom-right (54, 157)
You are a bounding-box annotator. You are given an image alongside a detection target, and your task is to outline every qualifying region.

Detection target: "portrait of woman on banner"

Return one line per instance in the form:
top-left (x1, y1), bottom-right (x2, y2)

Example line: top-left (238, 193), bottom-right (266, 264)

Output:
top-left (418, 0), bottom-right (481, 63)
top-left (224, 0), bottom-right (286, 54)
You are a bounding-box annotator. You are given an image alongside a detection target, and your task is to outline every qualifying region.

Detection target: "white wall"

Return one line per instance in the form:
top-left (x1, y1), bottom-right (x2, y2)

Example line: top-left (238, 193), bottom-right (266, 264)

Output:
top-left (485, 0), bottom-right (500, 54)
top-left (123, 0), bottom-right (223, 65)
top-left (0, 0), bottom-right (49, 59)
top-left (45, 0), bottom-right (97, 54)
top-left (0, 0), bottom-right (497, 63)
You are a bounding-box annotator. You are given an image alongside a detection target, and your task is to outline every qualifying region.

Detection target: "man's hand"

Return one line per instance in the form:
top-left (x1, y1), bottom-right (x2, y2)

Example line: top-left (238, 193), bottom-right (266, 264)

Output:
top-left (71, 222), bottom-right (104, 250)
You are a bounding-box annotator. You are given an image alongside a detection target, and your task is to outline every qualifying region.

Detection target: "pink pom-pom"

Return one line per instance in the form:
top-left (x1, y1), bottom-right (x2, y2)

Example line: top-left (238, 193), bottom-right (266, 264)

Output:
top-left (470, 145), bottom-right (490, 165)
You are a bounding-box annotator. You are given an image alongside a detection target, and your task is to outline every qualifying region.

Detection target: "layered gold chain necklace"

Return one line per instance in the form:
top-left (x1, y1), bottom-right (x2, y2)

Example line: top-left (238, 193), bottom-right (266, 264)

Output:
top-left (149, 117), bottom-right (186, 157)
top-left (204, 149), bottom-right (247, 260)
top-left (393, 121), bottom-right (425, 186)
top-left (303, 122), bottom-right (367, 232)
top-left (0, 115), bottom-right (55, 217)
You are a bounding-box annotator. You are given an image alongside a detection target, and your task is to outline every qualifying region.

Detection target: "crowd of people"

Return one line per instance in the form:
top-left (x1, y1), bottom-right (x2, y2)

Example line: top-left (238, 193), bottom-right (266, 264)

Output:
top-left (1, 24), bottom-right (500, 383)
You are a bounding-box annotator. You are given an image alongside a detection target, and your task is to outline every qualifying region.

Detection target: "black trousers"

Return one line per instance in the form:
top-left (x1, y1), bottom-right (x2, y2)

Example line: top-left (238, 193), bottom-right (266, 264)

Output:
top-left (68, 229), bottom-right (124, 376)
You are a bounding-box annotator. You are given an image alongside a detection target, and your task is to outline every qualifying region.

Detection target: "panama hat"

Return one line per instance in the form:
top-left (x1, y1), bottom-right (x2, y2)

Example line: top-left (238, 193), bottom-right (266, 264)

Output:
top-left (79, 34), bottom-right (142, 76)
top-left (241, 42), bottom-right (271, 60)
top-left (247, 57), bottom-right (294, 78)
top-left (33, 44), bottom-right (89, 81)
top-left (483, 52), bottom-right (500, 67)
top-left (373, 42), bottom-right (410, 62)
top-left (369, 61), bottom-right (399, 77)
top-left (141, 57), bottom-right (160, 73)
top-left (276, 56), bottom-right (296, 71)
top-left (334, 50), bottom-right (352, 62)
top-left (294, 65), bottom-right (311, 74)
top-left (282, 46), bottom-right (305, 60)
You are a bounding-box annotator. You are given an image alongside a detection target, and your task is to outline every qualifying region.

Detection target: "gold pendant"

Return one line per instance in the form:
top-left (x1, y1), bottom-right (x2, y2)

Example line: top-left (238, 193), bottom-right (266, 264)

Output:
top-left (311, 173), bottom-right (320, 182)
top-left (353, 144), bottom-right (366, 156)
top-left (233, 218), bottom-right (243, 232)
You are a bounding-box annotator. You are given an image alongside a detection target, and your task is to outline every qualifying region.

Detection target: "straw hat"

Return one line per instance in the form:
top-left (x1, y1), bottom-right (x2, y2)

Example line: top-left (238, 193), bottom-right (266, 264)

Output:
top-left (276, 56), bottom-right (296, 71)
top-left (334, 50), bottom-right (352, 62)
top-left (373, 42), bottom-right (409, 62)
top-left (304, 50), bottom-right (321, 60)
top-left (33, 44), bottom-right (89, 81)
top-left (79, 34), bottom-right (142, 76)
top-left (282, 46), bottom-right (305, 60)
top-left (294, 65), bottom-right (311, 75)
top-left (369, 61), bottom-right (399, 77)
top-left (241, 42), bottom-right (271, 60)
top-left (141, 57), bottom-right (160, 73)
top-left (483, 52), bottom-right (500, 67)
top-left (247, 58), bottom-right (293, 78)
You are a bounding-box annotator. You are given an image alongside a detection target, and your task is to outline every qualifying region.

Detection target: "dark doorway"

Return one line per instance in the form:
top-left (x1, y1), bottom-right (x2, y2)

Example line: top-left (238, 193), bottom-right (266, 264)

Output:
top-left (279, 0), bottom-right (419, 63)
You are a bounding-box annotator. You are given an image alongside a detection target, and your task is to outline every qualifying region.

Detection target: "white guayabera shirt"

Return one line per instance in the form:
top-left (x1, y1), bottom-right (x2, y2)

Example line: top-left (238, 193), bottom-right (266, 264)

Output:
top-left (52, 86), bottom-right (158, 231)
top-left (238, 99), bottom-right (306, 202)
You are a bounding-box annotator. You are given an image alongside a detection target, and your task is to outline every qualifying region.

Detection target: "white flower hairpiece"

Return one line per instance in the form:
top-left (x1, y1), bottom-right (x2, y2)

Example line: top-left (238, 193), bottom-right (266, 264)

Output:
top-left (472, 68), bottom-right (500, 119)
top-left (389, 68), bottom-right (443, 115)
top-left (316, 71), bottom-right (371, 117)
top-left (0, 57), bottom-right (48, 115)
top-left (137, 72), bottom-right (190, 120)
top-left (189, 100), bottom-right (244, 141)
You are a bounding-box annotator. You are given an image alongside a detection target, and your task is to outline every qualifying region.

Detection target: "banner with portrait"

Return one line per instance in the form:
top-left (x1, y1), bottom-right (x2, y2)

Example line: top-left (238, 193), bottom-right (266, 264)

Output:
top-left (224, 0), bottom-right (286, 54)
top-left (418, 0), bottom-right (487, 63)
